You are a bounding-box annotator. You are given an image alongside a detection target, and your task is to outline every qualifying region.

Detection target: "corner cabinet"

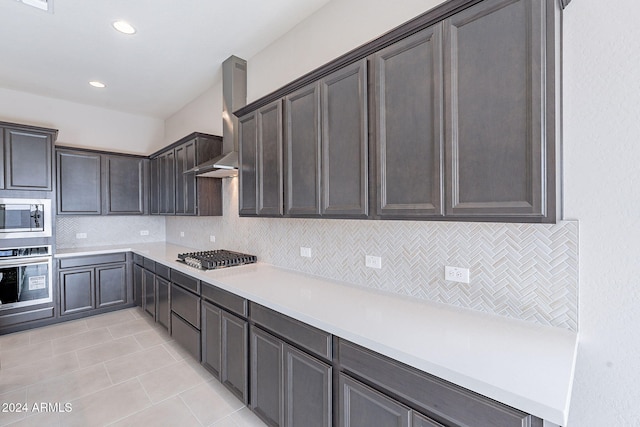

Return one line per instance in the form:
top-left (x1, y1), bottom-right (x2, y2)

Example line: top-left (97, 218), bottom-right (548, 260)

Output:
top-left (149, 133), bottom-right (223, 216)
top-left (0, 122), bottom-right (56, 192)
top-left (56, 148), bottom-right (148, 215)
top-left (234, 0), bottom-right (561, 223)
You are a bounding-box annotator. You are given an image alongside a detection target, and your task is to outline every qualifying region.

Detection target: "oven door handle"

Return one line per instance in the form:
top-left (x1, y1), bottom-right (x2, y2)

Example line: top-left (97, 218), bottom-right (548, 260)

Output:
top-left (0, 256), bottom-right (51, 267)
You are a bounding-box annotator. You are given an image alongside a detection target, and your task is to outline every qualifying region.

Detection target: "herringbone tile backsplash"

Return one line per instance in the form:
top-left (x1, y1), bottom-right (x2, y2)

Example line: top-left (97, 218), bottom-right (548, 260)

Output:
top-left (167, 179), bottom-right (579, 331)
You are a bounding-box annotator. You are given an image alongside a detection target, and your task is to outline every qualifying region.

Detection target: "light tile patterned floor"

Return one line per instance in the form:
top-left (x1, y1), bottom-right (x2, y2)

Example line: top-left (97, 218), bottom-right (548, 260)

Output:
top-left (0, 308), bottom-right (267, 427)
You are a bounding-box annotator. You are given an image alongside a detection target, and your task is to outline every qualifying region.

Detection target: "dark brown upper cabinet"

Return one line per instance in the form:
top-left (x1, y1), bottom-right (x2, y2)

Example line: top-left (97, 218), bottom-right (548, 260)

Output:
top-left (56, 148), bottom-right (148, 215)
top-left (284, 83), bottom-right (322, 217)
top-left (234, 0), bottom-right (561, 223)
top-left (321, 59), bottom-right (368, 218)
top-left (149, 133), bottom-right (223, 217)
top-left (240, 59), bottom-right (368, 219)
top-left (102, 155), bottom-right (148, 215)
top-left (373, 25), bottom-right (444, 219)
top-left (1, 123), bottom-right (56, 192)
top-left (443, 0), bottom-right (559, 222)
top-left (238, 100), bottom-right (283, 217)
top-left (57, 150), bottom-right (102, 214)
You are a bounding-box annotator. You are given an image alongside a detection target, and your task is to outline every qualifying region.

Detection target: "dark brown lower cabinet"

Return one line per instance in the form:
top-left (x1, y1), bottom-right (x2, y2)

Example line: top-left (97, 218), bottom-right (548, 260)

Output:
top-left (59, 269), bottom-right (94, 315)
top-left (133, 263), bottom-right (143, 307)
top-left (143, 268), bottom-right (155, 319)
top-left (171, 312), bottom-right (201, 361)
top-left (58, 253), bottom-right (129, 317)
top-left (339, 374), bottom-right (410, 427)
top-left (156, 276), bottom-right (170, 330)
top-left (250, 325), bottom-right (332, 427)
top-left (201, 300), bottom-right (248, 403)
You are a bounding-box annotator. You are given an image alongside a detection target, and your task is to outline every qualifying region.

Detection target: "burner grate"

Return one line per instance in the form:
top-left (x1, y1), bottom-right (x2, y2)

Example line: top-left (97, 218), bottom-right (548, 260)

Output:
top-left (177, 249), bottom-right (257, 270)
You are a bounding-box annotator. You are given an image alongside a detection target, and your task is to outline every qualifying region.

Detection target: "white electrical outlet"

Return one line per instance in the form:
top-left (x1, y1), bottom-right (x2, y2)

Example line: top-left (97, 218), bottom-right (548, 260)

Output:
top-left (76, 233), bottom-right (87, 239)
top-left (210, 235), bottom-right (216, 243)
top-left (365, 255), bottom-right (382, 269)
top-left (445, 266), bottom-right (470, 283)
top-left (180, 231), bottom-right (185, 237)
top-left (140, 230), bottom-right (149, 236)
top-left (300, 247), bottom-right (312, 258)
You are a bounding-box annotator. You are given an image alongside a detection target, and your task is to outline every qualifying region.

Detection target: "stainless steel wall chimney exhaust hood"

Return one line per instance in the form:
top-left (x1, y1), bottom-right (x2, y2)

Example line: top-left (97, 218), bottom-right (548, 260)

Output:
top-left (188, 55), bottom-right (246, 178)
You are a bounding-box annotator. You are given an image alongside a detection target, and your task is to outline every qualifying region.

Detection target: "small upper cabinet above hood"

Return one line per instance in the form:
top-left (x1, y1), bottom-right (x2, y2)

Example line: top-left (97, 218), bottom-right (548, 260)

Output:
top-left (188, 55), bottom-right (246, 179)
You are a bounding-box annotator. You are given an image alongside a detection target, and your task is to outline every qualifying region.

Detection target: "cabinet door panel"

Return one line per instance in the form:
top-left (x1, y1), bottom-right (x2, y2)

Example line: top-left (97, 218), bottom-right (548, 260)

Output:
top-left (284, 84), bottom-right (321, 216)
top-left (143, 269), bottom-right (155, 318)
top-left (156, 276), bottom-right (170, 329)
top-left (339, 374), bottom-right (410, 427)
top-left (103, 156), bottom-right (147, 215)
top-left (284, 344), bottom-right (331, 427)
top-left (175, 141), bottom-right (198, 215)
top-left (221, 311), bottom-right (248, 403)
top-left (444, 0), bottom-right (545, 218)
top-left (4, 128), bottom-right (52, 190)
top-left (159, 151), bottom-right (176, 214)
top-left (239, 113), bottom-right (258, 216)
top-left (149, 157), bottom-right (160, 214)
top-left (57, 151), bottom-right (101, 215)
top-left (133, 263), bottom-right (143, 307)
top-left (250, 326), bottom-right (283, 427)
top-left (96, 264), bottom-right (127, 308)
top-left (258, 101), bottom-right (284, 216)
top-left (59, 269), bottom-right (94, 315)
top-left (201, 300), bottom-right (222, 377)
top-left (374, 25), bottom-right (444, 218)
top-left (412, 412), bottom-right (446, 427)
top-left (321, 59), bottom-right (368, 217)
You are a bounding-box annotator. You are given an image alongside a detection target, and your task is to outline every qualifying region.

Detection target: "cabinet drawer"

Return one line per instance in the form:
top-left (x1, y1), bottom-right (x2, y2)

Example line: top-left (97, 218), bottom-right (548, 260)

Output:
top-left (171, 283), bottom-right (200, 329)
top-left (143, 257), bottom-right (155, 272)
top-left (171, 269), bottom-right (200, 294)
top-left (171, 312), bottom-right (201, 362)
top-left (155, 263), bottom-right (170, 280)
top-left (338, 340), bottom-right (532, 427)
top-left (59, 253), bottom-right (126, 269)
top-left (250, 302), bottom-right (331, 360)
top-left (202, 282), bottom-right (247, 318)
top-left (0, 307), bottom-right (54, 327)
top-left (133, 253), bottom-right (144, 266)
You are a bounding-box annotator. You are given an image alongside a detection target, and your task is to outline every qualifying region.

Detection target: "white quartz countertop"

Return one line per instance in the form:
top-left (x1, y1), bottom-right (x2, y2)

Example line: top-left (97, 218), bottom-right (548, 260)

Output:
top-left (56, 243), bottom-right (578, 425)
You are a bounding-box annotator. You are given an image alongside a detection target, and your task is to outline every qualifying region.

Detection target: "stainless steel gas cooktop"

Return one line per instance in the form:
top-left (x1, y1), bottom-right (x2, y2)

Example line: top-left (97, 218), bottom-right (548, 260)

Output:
top-left (176, 249), bottom-right (257, 270)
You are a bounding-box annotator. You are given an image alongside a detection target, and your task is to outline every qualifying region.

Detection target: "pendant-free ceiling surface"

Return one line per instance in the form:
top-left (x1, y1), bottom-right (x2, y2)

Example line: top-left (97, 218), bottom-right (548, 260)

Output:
top-left (0, 0), bottom-right (331, 118)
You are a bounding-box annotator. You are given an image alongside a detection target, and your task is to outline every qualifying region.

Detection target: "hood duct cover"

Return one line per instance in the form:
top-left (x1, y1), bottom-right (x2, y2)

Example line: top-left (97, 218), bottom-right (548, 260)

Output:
top-left (189, 55), bottom-right (246, 178)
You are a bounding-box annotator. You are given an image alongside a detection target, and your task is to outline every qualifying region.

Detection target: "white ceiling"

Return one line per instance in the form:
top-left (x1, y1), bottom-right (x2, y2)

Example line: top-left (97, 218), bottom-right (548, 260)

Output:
top-left (0, 0), bottom-right (331, 118)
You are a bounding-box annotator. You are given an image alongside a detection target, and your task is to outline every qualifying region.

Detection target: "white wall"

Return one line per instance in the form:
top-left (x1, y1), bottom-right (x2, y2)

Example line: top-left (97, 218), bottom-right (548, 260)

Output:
top-left (0, 87), bottom-right (164, 155)
top-left (166, 0), bottom-right (640, 425)
top-left (163, 79), bottom-right (223, 147)
top-left (562, 0), bottom-right (640, 425)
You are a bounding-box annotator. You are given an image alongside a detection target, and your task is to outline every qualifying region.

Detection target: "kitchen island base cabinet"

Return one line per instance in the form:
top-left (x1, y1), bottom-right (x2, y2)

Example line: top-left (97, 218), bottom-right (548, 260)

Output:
top-left (250, 325), bottom-right (332, 427)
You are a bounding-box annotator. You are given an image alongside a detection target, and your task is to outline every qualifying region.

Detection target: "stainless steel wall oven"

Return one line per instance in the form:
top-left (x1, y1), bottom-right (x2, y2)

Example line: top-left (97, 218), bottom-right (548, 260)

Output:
top-left (0, 245), bottom-right (52, 310)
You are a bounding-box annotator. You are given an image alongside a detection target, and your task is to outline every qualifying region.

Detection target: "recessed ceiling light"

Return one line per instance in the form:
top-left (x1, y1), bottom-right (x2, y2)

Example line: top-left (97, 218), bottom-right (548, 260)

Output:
top-left (112, 20), bottom-right (136, 35)
top-left (89, 81), bottom-right (106, 88)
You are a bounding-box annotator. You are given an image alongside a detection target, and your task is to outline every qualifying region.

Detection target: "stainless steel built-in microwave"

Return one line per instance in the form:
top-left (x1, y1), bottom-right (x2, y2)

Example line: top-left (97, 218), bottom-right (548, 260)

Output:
top-left (0, 198), bottom-right (52, 239)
